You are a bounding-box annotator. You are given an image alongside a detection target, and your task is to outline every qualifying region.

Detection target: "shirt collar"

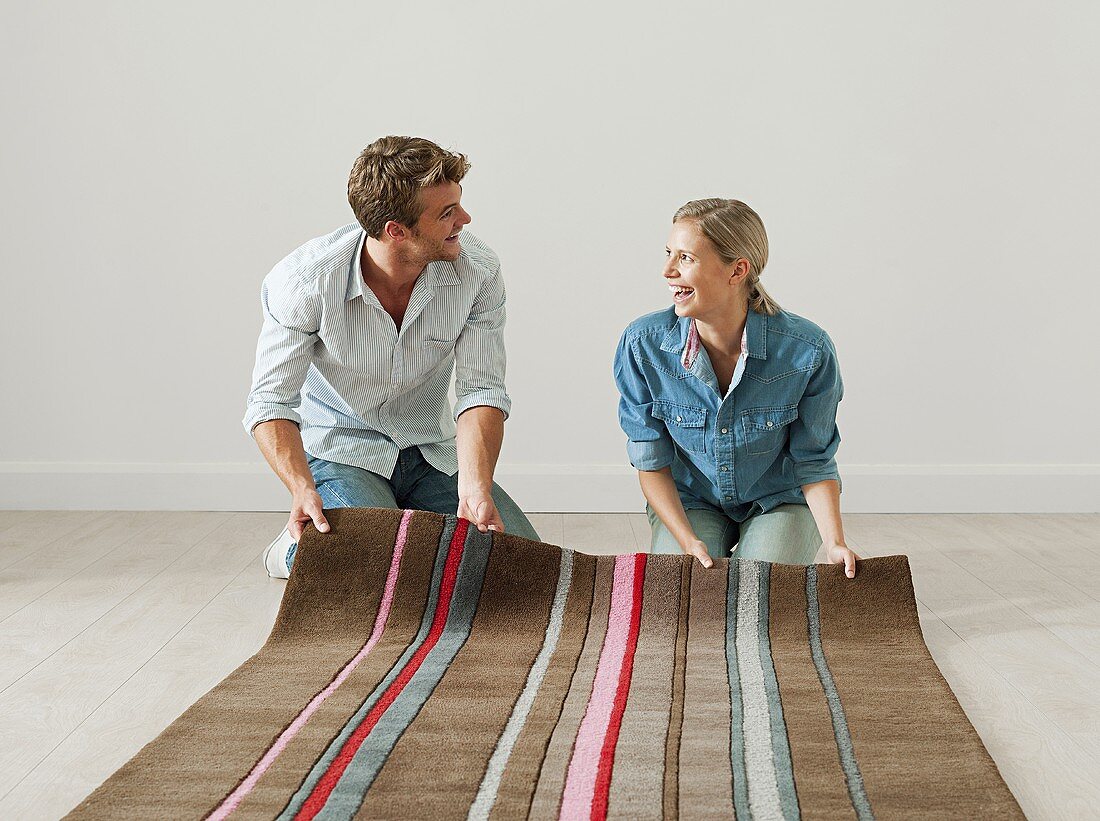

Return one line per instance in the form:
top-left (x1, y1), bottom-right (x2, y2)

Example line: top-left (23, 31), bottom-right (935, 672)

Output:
top-left (660, 310), bottom-right (768, 366)
top-left (345, 230), bottom-right (369, 302)
top-left (346, 230), bottom-right (462, 303)
top-left (746, 308), bottom-right (767, 359)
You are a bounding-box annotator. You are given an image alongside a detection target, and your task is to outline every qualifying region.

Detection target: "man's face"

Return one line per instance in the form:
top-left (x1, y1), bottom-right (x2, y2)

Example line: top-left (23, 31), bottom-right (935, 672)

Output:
top-left (408, 181), bottom-right (471, 264)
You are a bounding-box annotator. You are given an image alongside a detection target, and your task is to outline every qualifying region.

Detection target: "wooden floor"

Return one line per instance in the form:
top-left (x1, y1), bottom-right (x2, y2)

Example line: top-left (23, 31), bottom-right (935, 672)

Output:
top-left (0, 512), bottom-right (1097, 819)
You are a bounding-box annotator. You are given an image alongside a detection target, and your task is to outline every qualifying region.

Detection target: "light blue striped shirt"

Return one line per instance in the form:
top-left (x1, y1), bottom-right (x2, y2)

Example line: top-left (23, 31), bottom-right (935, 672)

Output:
top-left (243, 224), bottom-right (511, 479)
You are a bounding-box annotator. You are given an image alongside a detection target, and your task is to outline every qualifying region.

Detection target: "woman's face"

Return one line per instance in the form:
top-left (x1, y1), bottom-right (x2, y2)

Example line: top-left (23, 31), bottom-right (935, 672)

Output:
top-left (663, 220), bottom-right (745, 321)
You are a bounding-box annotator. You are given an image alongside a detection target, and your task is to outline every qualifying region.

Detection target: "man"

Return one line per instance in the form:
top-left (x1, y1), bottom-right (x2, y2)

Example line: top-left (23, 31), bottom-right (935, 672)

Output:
top-left (244, 136), bottom-right (540, 578)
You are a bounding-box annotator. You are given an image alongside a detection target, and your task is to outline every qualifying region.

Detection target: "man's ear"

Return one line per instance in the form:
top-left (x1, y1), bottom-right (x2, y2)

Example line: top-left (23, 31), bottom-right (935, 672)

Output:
top-left (383, 220), bottom-right (408, 242)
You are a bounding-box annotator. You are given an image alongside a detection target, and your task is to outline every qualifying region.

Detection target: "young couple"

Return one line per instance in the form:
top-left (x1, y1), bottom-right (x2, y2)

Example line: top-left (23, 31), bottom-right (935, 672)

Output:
top-left (244, 136), bottom-right (859, 580)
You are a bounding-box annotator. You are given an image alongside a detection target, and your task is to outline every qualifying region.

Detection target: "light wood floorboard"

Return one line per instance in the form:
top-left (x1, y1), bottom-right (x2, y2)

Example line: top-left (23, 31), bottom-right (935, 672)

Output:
top-left (0, 512), bottom-right (1095, 820)
top-left (915, 602), bottom-right (1099, 820)
top-left (845, 514), bottom-right (1100, 818)
top-left (563, 513), bottom-right (641, 555)
top-left (0, 513), bottom-right (283, 803)
top-left (526, 513), bottom-right (563, 548)
top-left (0, 512), bottom-right (228, 692)
top-left (847, 515), bottom-right (1100, 763)
top-left (0, 511), bottom-right (107, 577)
top-left (0, 512), bottom-right (161, 622)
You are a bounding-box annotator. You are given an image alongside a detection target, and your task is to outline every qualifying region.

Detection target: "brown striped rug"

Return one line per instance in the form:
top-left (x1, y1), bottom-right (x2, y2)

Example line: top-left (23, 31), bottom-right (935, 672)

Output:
top-left (68, 508), bottom-right (1022, 820)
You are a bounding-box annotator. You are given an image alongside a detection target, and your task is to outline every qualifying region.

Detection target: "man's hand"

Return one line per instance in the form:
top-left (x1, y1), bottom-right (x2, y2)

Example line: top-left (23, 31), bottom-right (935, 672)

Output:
top-left (289, 487), bottom-right (331, 541)
top-left (681, 538), bottom-right (714, 569)
top-left (455, 406), bottom-right (506, 535)
top-left (458, 488), bottom-right (504, 534)
top-left (252, 420), bottom-right (330, 542)
top-left (824, 541), bottom-right (860, 579)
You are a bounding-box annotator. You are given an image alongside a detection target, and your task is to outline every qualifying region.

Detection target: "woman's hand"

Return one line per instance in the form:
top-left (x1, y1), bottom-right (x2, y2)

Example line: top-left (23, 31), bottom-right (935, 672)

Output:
top-left (681, 539), bottom-right (715, 569)
top-left (637, 468), bottom-right (715, 569)
top-left (823, 542), bottom-right (860, 579)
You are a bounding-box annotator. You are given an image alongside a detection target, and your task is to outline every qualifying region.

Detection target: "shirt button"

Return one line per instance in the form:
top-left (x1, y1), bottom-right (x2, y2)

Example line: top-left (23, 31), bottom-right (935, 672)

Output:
top-left (721, 466), bottom-right (729, 471)
top-left (766, 420), bottom-right (774, 428)
top-left (676, 415), bottom-right (683, 423)
top-left (721, 428), bottom-right (728, 434)
top-left (724, 495), bottom-right (732, 501)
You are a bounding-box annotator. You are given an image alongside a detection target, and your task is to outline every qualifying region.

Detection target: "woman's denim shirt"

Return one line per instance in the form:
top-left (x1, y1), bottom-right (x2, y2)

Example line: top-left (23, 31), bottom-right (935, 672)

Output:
top-left (614, 307), bottom-right (843, 521)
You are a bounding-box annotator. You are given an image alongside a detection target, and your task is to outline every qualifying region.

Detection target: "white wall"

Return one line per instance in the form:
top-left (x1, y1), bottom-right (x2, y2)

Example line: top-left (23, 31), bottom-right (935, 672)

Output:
top-left (2, 1), bottom-right (1097, 512)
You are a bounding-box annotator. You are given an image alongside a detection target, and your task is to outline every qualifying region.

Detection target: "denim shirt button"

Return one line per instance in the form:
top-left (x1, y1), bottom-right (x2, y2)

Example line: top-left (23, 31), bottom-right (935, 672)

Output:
top-left (676, 415), bottom-right (683, 423)
top-left (721, 427), bottom-right (728, 434)
top-left (721, 466), bottom-right (729, 472)
top-left (766, 420), bottom-right (774, 428)
top-left (724, 494), bottom-right (732, 501)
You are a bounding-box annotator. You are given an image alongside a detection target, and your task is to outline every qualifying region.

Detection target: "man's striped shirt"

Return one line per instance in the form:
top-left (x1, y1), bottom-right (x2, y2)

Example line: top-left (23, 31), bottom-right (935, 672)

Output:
top-left (243, 224), bottom-right (510, 479)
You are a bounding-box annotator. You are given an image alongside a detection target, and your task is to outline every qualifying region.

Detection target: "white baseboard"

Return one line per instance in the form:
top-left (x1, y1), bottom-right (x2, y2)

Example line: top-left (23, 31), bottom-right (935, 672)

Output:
top-left (1, 462), bottom-right (1098, 513)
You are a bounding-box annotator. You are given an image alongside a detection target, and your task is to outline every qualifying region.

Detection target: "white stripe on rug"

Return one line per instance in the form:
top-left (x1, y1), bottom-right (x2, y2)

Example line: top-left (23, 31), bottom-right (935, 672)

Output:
top-left (467, 549), bottom-right (575, 820)
top-left (735, 561), bottom-right (784, 818)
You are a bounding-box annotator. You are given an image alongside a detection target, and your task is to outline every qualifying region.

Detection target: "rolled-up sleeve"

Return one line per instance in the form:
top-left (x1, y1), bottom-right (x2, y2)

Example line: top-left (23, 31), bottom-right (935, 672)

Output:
top-left (242, 265), bottom-right (320, 436)
top-left (453, 266), bottom-right (512, 420)
top-left (788, 332), bottom-right (843, 487)
top-left (614, 330), bottom-right (675, 471)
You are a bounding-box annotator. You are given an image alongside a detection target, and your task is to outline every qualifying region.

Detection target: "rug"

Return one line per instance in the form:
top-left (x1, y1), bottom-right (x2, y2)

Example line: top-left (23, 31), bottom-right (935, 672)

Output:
top-left (67, 508), bottom-right (1022, 820)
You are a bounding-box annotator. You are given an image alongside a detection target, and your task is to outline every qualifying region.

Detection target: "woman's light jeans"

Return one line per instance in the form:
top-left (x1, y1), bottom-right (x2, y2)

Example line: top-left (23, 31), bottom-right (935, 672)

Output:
top-left (648, 503), bottom-right (821, 564)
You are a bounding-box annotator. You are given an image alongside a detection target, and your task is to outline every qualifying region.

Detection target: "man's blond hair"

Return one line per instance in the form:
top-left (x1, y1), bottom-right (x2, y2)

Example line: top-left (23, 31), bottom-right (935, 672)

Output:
top-left (674, 199), bottom-right (781, 316)
top-left (348, 136), bottom-right (471, 238)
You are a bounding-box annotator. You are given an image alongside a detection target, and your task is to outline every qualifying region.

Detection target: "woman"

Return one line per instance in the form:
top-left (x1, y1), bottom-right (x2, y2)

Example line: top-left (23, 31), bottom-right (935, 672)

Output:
top-left (613, 199), bottom-right (859, 577)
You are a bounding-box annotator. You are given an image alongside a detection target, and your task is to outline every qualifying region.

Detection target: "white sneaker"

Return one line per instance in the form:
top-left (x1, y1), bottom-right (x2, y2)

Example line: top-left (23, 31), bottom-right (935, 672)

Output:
top-left (262, 526), bottom-right (297, 579)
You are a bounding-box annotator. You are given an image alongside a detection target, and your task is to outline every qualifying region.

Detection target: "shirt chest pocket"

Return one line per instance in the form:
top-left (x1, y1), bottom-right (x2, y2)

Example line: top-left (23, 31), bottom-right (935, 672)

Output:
top-left (408, 336), bottom-right (456, 371)
top-left (652, 400), bottom-right (709, 455)
top-left (741, 405), bottom-right (798, 456)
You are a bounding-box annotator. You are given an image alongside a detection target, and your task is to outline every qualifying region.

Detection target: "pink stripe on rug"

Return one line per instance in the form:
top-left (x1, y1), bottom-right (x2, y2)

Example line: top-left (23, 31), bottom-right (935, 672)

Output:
top-left (558, 554), bottom-right (639, 820)
top-left (206, 510), bottom-right (414, 821)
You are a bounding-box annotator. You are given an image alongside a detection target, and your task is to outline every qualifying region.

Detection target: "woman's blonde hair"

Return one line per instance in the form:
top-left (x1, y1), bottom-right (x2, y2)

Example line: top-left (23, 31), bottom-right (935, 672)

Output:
top-left (673, 198), bottom-right (781, 316)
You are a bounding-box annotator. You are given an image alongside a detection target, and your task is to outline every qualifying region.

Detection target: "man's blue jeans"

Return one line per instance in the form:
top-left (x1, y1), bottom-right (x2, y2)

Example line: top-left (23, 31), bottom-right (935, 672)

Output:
top-left (287, 447), bottom-right (541, 568)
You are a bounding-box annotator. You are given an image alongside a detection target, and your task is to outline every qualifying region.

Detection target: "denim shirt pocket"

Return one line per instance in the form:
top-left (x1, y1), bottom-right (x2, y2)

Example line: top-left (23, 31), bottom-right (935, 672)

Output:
top-left (741, 404), bottom-right (798, 456)
top-left (652, 400), bottom-right (709, 455)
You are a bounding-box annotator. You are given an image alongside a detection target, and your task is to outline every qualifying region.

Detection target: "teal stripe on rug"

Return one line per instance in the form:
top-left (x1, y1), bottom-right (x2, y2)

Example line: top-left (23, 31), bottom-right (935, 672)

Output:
top-left (806, 565), bottom-right (874, 821)
top-left (317, 524), bottom-right (494, 819)
top-left (757, 563), bottom-right (801, 821)
top-left (725, 560), bottom-right (750, 819)
top-left (277, 517), bottom-right (458, 820)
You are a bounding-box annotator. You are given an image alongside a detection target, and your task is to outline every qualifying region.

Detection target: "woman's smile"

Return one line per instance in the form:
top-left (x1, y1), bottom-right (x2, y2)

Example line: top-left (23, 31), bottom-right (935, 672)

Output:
top-left (670, 284), bottom-right (695, 304)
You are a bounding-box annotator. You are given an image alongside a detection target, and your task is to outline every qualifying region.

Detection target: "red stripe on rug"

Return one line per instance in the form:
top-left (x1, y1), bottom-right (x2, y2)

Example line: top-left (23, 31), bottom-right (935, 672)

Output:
top-left (590, 553), bottom-right (646, 821)
top-left (295, 518), bottom-right (470, 821)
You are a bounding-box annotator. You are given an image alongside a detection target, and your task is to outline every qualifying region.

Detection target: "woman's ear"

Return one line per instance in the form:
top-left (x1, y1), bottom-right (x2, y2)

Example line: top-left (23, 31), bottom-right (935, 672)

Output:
top-left (728, 258), bottom-right (751, 285)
